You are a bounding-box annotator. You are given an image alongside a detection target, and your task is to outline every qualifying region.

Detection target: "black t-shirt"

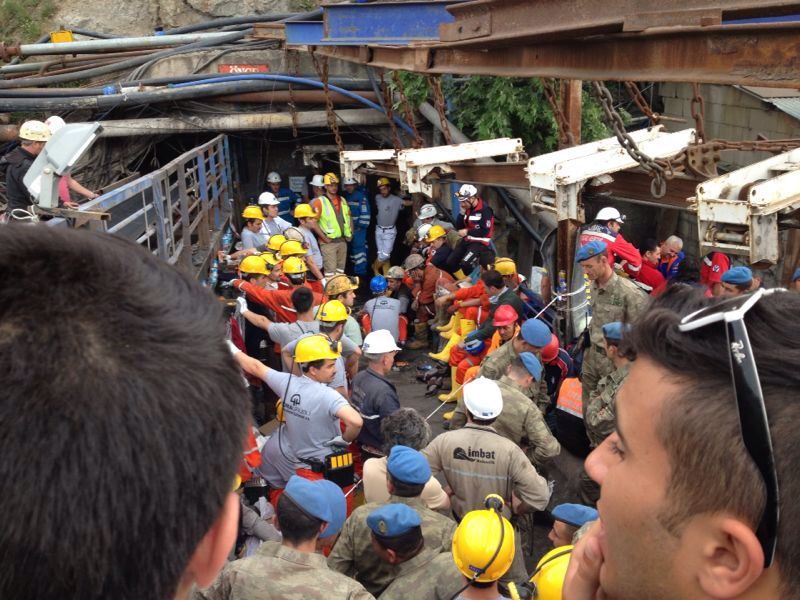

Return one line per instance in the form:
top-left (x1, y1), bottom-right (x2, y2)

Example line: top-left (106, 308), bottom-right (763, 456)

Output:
top-left (2, 146), bottom-right (36, 213)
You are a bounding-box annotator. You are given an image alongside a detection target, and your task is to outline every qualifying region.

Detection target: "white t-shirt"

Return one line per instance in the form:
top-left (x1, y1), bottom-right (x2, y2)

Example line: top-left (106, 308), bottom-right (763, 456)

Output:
top-left (260, 216), bottom-right (291, 237)
top-left (363, 296), bottom-right (402, 342)
top-left (300, 225), bottom-right (323, 269)
top-left (268, 321), bottom-right (357, 371)
top-left (262, 370), bottom-right (348, 465)
top-left (241, 228), bottom-right (267, 251)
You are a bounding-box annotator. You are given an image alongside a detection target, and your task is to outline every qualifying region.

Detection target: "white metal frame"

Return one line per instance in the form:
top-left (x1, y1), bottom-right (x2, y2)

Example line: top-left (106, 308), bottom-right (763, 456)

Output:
top-left (339, 149), bottom-right (397, 183)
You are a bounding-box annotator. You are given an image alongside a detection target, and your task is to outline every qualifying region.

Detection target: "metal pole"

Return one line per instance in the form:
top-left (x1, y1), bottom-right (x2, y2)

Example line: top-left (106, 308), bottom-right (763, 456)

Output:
top-left (14, 32), bottom-right (237, 57)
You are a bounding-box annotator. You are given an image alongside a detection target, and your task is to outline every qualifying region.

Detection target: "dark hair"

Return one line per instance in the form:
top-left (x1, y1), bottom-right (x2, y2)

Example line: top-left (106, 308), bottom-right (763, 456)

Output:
top-left (300, 358), bottom-right (327, 374)
top-left (380, 408), bottom-right (431, 454)
top-left (243, 272), bottom-right (266, 282)
top-left (641, 237), bottom-right (659, 255)
top-left (291, 286), bottom-right (314, 313)
top-left (276, 494), bottom-right (324, 544)
top-left (388, 473), bottom-right (426, 498)
top-left (372, 527), bottom-right (424, 562)
top-left (481, 269), bottom-right (504, 290)
top-left (469, 415), bottom-right (498, 427)
top-left (628, 285), bottom-right (800, 594)
top-left (245, 218), bottom-right (261, 226)
top-left (0, 226), bottom-right (250, 600)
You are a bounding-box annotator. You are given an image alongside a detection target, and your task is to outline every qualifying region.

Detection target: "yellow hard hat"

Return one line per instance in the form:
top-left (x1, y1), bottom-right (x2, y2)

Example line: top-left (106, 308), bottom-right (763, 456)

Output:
top-left (323, 172), bottom-right (339, 185)
top-left (530, 545), bottom-right (573, 600)
top-left (282, 256), bottom-right (308, 274)
top-left (19, 120), bottom-right (51, 142)
top-left (377, 177), bottom-right (391, 187)
top-left (279, 240), bottom-right (306, 258)
top-left (259, 252), bottom-right (282, 267)
top-left (294, 334), bottom-right (341, 363)
top-left (315, 299), bottom-right (350, 323)
top-left (424, 224), bottom-right (446, 243)
top-left (452, 501), bottom-right (515, 583)
top-left (241, 205), bottom-right (264, 220)
top-left (239, 255), bottom-right (269, 276)
top-left (294, 203), bottom-right (318, 219)
top-left (267, 234), bottom-right (288, 252)
top-left (494, 257), bottom-right (517, 276)
top-left (325, 274), bottom-right (359, 297)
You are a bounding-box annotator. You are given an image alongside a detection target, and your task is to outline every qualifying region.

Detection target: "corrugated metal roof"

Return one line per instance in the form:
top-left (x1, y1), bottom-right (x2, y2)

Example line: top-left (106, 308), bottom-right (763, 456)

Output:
top-left (735, 85), bottom-right (800, 123)
top-left (763, 97), bottom-right (800, 122)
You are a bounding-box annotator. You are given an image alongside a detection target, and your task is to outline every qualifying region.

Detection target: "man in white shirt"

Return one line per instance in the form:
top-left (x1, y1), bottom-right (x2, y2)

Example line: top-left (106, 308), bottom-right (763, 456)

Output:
top-left (258, 191), bottom-right (292, 237)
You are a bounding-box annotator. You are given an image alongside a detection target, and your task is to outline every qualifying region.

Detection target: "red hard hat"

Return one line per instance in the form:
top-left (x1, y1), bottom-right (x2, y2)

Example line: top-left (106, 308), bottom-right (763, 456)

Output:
top-left (541, 334), bottom-right (559, 363)
top-left (492, 304), bottom-right (518, 327)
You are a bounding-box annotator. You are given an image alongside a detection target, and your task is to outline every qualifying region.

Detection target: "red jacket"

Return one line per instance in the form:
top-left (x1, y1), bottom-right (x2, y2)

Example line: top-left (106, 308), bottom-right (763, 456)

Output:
top-left (635, 260), bottom-right (666, 295)
top-left (232, 279), bottom-right (323, 323)
top-left (580, 224), bottom-right (642, 272)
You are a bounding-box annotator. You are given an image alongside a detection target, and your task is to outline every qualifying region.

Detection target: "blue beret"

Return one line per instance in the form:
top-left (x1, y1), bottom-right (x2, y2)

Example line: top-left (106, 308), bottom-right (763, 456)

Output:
top-left (792, 267), bottom-right (800, 282)
top-left (575, 240), bottom-right (607, 262)
top-left (601, 321), bottom-right (626, 342)
top-left (284, 476), bottom-right (337, 533)
top-left (387, 445), bottom-right (431, 485)
top-left (367, 503), bottom-right (421, 537)
top-left (316, 479), bottom-right (346, 538)
top-left (552, 503), bottom-right (598, 528)
top-left (520, 318), bottom-right (551, 348)
top-left (519, 352), bottom-right (543, 381)
top-left (720, 266), bottom-right (753, 285)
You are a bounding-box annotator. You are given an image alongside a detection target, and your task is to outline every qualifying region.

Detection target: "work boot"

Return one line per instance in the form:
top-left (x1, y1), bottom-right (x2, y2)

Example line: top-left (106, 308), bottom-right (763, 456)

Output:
top-left (405, 322), bottom-right (429, 350)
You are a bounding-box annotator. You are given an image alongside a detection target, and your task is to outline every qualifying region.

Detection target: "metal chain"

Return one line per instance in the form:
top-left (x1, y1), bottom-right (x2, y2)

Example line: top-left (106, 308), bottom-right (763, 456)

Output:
top-left (591, 81), bottom-right (668, 198)
top-left (623, 81), bottom-right (661, 126)
top-left (379, 70), bottom-right (403, 151)
top-left (391, 71), bottom-right (423, 148)
top-left (286, 49), bottom-right (300, 138)
top-left (690, 82), bottom-right (706, 144)
top-left (541, 78), bottom-right (575, 147)
top-left (310, 49), bottom-right (344, 152)
top-left (426, 74), bottom-right (452, 145)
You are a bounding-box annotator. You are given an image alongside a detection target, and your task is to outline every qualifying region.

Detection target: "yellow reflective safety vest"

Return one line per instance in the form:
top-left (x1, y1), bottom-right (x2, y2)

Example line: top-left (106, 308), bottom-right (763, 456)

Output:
top-left (316, 194), bottom-right (352, 239)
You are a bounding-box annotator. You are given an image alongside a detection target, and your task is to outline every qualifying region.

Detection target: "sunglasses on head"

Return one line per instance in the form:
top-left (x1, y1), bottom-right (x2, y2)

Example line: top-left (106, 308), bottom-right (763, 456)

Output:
top-left (678, 287), bottom-right (786, 567)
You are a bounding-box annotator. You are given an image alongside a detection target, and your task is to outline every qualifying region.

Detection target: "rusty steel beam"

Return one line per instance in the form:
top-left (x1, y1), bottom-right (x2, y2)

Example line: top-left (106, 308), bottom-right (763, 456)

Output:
top-left (312, 23), bottom-right (800, 87)
top-left (446, 162), bottom-right (529, 187)
top-left (604, 170), bottom-right (701, 209)
top-left (440, 0), bottom-right (800, 46)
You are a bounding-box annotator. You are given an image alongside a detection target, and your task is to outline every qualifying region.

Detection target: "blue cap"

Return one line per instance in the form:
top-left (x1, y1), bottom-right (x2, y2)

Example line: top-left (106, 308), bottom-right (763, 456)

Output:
top-left (575, 240), bottom-right (607, 262)
top-left (367, 503), bottom-right (421, 537)
top-left (519, 352), bottom-right (543, 381)
top-left (317, 479), bottom-right (346, 538)
top-left (601, 321), bottom-right (627, 342)
top-left (387, 445), bottom-right (430, 485)
top-left (720, 266), bottom-right (753, 285)
top-left (793, 267), bottom-right (800, 282)
top-left (520, 318), bottom-right (551, 348)
top-left (551, 503), bottom-right (599, 528)
top-left (283, 475), bottom-right (345, 537)
top-left (370, 275), bottom-right (388, 294)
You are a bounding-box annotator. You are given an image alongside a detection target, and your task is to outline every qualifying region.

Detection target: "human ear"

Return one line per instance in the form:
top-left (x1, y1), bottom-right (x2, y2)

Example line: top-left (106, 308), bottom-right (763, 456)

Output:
top-left (695, 517), bottom-right (764, 598)
top-left (183, 492), bottom-right (241, 589)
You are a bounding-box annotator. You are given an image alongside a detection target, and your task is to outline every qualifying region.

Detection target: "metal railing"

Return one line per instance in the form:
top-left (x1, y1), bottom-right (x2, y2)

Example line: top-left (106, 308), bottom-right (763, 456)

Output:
top-left (77, 135), bottom-right (232, 276)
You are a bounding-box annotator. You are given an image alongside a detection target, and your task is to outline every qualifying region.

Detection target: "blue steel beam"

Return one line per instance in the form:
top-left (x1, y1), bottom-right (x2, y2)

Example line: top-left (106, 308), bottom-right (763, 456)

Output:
top-left (323, 1), bottom-right (457, 44)
top-left (284, 21), bottom-right (325, 45)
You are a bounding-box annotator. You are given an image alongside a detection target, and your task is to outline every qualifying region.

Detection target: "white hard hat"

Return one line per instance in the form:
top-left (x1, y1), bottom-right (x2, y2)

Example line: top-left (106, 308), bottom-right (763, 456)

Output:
top-left (417, 223), bottom-right (432, 241)
top-left (258, 191), bottom-right (279, 206)
top-left (418, 204), bottom-right (437, 219)
top-left (45, 116), bottom-right (66, 134)
top-left (362, 329), bottom-right (401, 354)
top-left (463, 376), bottom-right (503, 420)
top-left (19, 120), bottom-right (51, 142)
top-left (283, 226), bottom-right (304, 242)
top-left (267, 171), bottom-right (281, 183)
top-left (310, 174), bottom-right (325, 187)
top-left (456, 183), bottom-right (478, 200)
top-left (595, 206), bottom-right (625, 224)
top-left (343, 176), bottom-right (358, 185)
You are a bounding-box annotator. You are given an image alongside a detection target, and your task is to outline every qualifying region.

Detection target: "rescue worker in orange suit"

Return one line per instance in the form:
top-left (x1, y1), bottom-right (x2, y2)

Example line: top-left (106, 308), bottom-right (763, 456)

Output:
top-left (445, 184), bottom-right (495, 275)
top-left (579, 206), bottom-right (641, 275)
top-left (403, 253), bottom-right (457, 350)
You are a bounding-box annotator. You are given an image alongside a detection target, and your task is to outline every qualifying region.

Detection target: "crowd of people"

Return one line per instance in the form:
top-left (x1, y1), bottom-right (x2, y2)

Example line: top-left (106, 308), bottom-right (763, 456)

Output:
top-left (3, 166), bottom-right (800, 600)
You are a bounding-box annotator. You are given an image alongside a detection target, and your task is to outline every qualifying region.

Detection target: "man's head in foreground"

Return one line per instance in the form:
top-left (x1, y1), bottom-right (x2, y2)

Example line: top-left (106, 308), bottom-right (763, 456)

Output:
top-left (0, 226), bottom-right (250, 599)
top-left (581, 285), bottom-right (800, 599)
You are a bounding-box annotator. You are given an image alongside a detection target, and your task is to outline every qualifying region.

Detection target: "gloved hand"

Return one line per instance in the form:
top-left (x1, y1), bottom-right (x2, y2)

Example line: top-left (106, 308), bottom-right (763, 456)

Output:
top-left (219, 280), bottom-right (234, 288)
top-left (235, 296), bottom-right (248, 317)
top-left (323, 435), bottom-right (349, 449)
top-left (226, 340), bottom-right (241, 355)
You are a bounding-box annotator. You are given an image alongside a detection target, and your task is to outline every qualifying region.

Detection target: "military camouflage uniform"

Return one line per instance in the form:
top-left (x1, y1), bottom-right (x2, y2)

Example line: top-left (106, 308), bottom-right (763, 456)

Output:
top-left (450, 375), bottom-right (560, 471)
top-left (328, 495), bottom-right (456, 596)
top-left (579, 362), bottom-right (630, 505)
top-left (377, 549), bottom-right (465, 600)
top-left (581, 272), bottom-right (646, 405)
top-left (477, 338), bottom-right (550, 412)
top-left (192, 541), bottom-right (374, 600)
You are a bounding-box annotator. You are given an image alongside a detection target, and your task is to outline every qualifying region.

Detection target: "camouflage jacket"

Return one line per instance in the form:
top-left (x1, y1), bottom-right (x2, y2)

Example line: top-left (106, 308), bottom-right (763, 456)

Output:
top-left (450, 376), bottom-right (560, 470)
top-left (588, 272), bottom-right (647, 350)
top-left (191, 541), bottom-right (374, 600)
top-left (328, 495), bottom-right (456, 596)
top-left (477, 339), bottom-right (550, 410)
top-left (377, 549), bottom-right (465, 600)
top-left (585, 362), bottom-right (630, 447)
